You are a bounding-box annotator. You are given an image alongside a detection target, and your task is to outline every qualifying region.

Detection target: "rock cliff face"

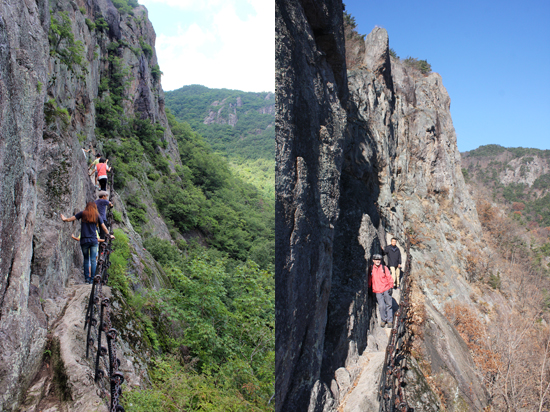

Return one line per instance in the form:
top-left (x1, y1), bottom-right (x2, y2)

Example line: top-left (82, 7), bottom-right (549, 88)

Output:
top-left (275, 0), bottom-right (348, 410)
top-left (0, 0), bottom-right (174, 409)
top-left (277, 1), bottom-right (489, 411)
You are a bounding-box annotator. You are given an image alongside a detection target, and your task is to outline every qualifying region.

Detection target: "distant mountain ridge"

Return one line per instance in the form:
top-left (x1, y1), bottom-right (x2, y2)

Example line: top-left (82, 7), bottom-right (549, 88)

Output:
top-left (165, 84), bottom-right (275, 161)
top-left (462, 144), bottom-right (550, 226)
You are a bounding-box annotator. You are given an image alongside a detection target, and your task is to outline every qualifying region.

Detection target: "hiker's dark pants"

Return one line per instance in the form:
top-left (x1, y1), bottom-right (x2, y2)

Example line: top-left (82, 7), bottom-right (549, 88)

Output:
top-left (376, 289), bottom-right (393, 323)
top-left (99, 177), bottom-right (107, 191)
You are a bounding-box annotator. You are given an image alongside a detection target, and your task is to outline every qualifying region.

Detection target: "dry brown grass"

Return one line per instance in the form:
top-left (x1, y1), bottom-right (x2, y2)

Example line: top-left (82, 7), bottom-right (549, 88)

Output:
top-left (444, 302), bottom-right (501, 379)
top-left (466, 193), bottom-right (550, 410)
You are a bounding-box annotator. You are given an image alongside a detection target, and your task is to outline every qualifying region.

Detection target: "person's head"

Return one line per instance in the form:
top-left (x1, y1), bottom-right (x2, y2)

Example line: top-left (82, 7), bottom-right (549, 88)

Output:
top-left (372, 254), bottom-right (382, 266)
top-left (99, 157), bottom-right (106, 163)
top-left (96, 154), bottom-right (101, 159)
top-left (82, 202), bottom-right (99, 223)
top-left (391, 238), bottom-right (397, 246)
top-left (98, 191), bottom-right (109, 199)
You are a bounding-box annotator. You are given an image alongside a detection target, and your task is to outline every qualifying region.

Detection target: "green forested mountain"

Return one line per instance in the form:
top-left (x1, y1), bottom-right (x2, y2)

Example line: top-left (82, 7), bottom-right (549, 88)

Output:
top-left (462, 144), bottom-right (550, 227)
top-left (165, 85), bottom-right (275, 199)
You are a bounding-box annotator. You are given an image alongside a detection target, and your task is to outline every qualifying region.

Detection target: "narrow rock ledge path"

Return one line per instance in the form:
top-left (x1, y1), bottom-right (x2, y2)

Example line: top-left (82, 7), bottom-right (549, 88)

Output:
top-left (337, 289), bottom-right (401, 412)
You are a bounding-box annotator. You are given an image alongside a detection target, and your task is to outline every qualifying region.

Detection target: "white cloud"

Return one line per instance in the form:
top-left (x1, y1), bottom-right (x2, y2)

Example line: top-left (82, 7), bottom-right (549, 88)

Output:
top-left (139, 0), bottom-right (224, 11)
top-left (150, 0), bottom-right (274, 92)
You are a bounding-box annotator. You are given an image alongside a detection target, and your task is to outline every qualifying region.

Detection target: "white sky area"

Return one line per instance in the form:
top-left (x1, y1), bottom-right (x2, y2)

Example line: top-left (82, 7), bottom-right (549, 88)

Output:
top-left (139, 0), bottom-right (274, 92)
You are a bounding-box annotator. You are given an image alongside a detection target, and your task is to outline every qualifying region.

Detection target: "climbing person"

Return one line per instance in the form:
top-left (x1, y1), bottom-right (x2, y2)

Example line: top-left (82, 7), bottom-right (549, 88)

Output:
top-left (89, 153), bottom-right (101, 177)
top-left (383, 237), bottom-right (402, 289)
top-left (95, 191), bottom-right (113, 239)
top-left (369, 254), bottom-right (394, 328)
top-left (71, 230), bottom-right (104, 281)
top-left (61, 202), bottom-right (114, 284)
top-left (82, 147), bottom-right (91, 159)
top-left (95, 158), bottom-right (111, 191)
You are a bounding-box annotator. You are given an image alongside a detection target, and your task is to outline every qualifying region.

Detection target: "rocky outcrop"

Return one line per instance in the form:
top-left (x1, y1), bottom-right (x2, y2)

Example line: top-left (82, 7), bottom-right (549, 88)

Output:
top-left (277, 1), bottom-right (489, 410)
top-left (0, 0), bottom-right (176, 409)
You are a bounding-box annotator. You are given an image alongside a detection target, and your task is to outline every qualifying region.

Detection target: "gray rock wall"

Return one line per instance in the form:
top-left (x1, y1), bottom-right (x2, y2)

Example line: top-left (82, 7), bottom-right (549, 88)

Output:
top-left (275, 0), bottom-right (348, 410)
top-left (0, 0), bottom-right (50, 408)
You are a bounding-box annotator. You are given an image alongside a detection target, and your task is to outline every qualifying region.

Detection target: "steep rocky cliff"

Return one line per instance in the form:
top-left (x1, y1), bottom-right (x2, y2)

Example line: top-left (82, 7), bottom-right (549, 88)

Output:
top-left (0, 0), bottom-right (175, 409)
top-left (275, 0), bottom-right (348, 410)
top-left (277, 1), bottom-right (490, 411)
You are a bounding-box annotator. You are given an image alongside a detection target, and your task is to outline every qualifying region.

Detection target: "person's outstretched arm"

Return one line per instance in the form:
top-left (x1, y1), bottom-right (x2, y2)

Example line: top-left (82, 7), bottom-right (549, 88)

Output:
top-left (61, 214), bottom-right (76, 222)
top-left (100, 223), bottom-right (115, 239)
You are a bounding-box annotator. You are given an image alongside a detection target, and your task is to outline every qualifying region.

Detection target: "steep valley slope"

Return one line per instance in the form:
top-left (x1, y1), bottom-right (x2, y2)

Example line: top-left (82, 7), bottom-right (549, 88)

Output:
top-left (0, 1), bottom-right (274, 411)
top-left (165, 85), bottom-right (275, 199)
top-left (276, 1), bottom-right (550, 411)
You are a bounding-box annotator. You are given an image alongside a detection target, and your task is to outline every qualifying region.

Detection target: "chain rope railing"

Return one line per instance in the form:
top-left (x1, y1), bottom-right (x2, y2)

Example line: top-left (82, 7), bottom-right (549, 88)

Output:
top-left (378, 236), bottom-right (413, 412)
top-left (83, 170), bottom-right (125, 412)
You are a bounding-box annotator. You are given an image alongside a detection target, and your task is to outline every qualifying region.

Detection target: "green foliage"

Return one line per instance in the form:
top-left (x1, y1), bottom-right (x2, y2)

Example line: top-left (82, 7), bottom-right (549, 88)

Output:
top-left (48, 12), bottom-right (87, 76)
top-left (95, 17), bottom-right (108, 32)
top-left (534, 242), bottom-right (550, 270)
top-left (403, 56), bottom-right (432, 74)
top-left (112, 209), bottom-right (123, 223)
top-left (229, 158), bottom-right (275, 200)
top-left (44, 99), bottom-right (71, 127)
top-left (126, 247), bottom-right (274, 410)
top-left (164, 85), bottom-right (275, 162)
top-left (343, 11), bottom-right (365, 41)
top-left (467, 144), bottom-right (507, 157)
top-left (533, 173), bottom-right (550, 190)
top-left (488, 273), bottom-right (501, 290)
top-left (461, 167), bottom-right (470, 183)
top-left (112, 0), bottom-right (138, 15)
top-left (95, 42), bottom-right (132, 140)
top-left (165, 87), bottom-right (275, 198)
top-left (151, 113), bottom-right (275, 267)
top-left (527, 194), bottom-right (550, 227)
top-left (389, 48), bottom-right (398, 59)
top-left (126, 193), bottom-right (149, 233)
top-left (124, 356), bottom-right (272, 411)
top-left (37, 81), bottom-right (43, 93)
top-left (151, 64), bottom-right (163, 81)
top-left (79, 7), bottom-right (86, 14)
top-left (140, 37), bottom-right (153, 59)
top-left (503, 183), bottom-right (527, 203)
top-left (109, 229), bottom-right (131, 297)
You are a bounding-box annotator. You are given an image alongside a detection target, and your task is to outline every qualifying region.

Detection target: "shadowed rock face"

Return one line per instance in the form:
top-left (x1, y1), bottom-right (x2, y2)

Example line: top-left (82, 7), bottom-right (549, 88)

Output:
top-left (275, 0), bottom-right (348, 410)
top-left (0, 1), bottom-right (176, 409)
top-left (277, 1), bottom-right (488, 410)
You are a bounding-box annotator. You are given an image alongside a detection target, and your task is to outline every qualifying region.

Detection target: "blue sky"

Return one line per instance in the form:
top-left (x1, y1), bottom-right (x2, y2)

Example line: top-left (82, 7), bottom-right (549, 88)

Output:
top-left (138, 0), bottom-right (274, 93)
top-left (343, 0), bottom-right (550, 152)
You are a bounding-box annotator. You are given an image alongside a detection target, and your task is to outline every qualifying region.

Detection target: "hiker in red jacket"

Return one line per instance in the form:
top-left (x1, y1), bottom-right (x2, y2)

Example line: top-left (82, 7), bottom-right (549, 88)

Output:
top-left (369, 254), bottom-right (394, 328)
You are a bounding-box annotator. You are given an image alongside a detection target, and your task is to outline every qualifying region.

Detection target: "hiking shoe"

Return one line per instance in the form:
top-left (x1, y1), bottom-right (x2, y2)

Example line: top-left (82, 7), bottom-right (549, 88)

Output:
top-left (380, 321), bottom-right (386, 328)
top-left (387, 322), bottom-right (393, 328)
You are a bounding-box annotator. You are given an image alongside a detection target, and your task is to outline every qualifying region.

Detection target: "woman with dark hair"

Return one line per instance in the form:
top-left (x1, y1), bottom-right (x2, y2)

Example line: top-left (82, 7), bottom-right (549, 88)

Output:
top-left (61, 202), bottom-right (114, 284)
top-left (95, 157), bottom-right (111, 191)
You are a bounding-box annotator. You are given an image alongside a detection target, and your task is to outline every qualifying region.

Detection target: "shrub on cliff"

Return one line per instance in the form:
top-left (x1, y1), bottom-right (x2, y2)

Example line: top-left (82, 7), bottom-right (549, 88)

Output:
top-left (403, 56), bottom-right (432, 74)
top-left (112, 0), bottom-right (139, 15)
top-left (343, 10), bottom-right (366, 70)
top-left (49, 11), bottom-right (87, 77)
